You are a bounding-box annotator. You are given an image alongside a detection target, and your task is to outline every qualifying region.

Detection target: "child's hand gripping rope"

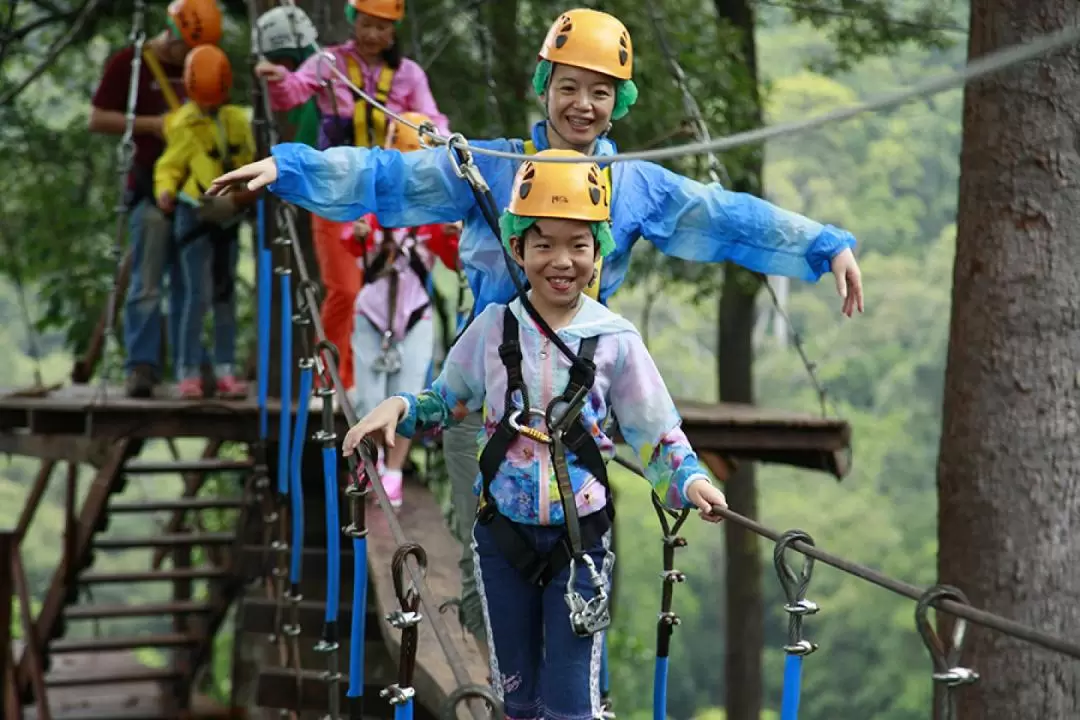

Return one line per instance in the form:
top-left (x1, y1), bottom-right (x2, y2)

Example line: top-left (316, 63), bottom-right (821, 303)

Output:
top-left (342, 396), bottom-right (409, 457)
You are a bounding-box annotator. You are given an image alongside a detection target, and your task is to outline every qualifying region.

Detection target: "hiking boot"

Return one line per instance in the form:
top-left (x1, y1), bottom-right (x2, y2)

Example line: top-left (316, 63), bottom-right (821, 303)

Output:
top-left (125, 365), bottom-right (155, 398)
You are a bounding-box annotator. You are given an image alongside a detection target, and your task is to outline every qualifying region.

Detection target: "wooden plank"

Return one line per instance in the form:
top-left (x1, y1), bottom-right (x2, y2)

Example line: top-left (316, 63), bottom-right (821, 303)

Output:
top-left (254, 667), bottom-right (394, 717)
top-left (239, 596), bottom-right (375, 638)
top-left (365, 476), bottom-right (489, 720)
top-left (0, 432), bottom-right (111, 466)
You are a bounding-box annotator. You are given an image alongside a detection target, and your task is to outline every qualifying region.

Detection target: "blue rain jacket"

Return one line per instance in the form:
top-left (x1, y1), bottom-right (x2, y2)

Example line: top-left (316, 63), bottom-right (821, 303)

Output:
top-left (269, 120), bottom-right (857, 315)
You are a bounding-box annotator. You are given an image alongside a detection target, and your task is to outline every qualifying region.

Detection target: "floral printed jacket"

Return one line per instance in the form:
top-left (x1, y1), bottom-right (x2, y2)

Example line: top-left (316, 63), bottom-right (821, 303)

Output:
top-left (394, 295), bottom-right (713, 526)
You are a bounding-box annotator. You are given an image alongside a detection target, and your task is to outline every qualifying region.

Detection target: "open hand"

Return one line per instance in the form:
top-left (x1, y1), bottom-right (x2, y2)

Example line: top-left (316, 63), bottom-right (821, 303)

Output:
top-left (830, 248), bottom-right (864, 317)
top-left (686, 478), bottom-right (727, 523)
top-left (207, 157), bottom-right (278, 196)
top-left (342, 396), bottom-right (408, 457)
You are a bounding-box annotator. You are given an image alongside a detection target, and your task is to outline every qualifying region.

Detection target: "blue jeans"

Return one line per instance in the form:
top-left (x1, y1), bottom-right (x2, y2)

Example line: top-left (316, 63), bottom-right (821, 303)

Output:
top-left (122, 200), bottom-right (186, 377)
top-left (472, 519), bottom-right (612, 720)
top-left (175, 204), bottom-right (240, 380)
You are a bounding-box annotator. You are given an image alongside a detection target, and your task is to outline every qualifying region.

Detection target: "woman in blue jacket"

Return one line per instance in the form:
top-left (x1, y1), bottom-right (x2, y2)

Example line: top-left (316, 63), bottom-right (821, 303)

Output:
top-left (210, 7), bottom-right (864, 648)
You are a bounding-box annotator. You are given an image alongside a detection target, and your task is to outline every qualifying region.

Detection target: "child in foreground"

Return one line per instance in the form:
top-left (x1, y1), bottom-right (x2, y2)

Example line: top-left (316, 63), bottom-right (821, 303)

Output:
top-left (342, 149), bottom-right (727, 720)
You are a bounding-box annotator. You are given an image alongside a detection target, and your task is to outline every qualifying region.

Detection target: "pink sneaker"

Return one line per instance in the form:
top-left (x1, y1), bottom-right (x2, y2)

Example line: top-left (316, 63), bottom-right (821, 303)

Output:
top-left (382, 470), bottom-right (403, 509)
top-left (216, 375), bottom-right (249, 399)
top-left (177, 378), bottom-right (203, 398)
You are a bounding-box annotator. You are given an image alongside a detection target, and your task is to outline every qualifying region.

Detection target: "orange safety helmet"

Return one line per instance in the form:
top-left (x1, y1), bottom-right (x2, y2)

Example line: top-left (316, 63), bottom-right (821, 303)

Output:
top-left (348, 0), bottom-right (405, 22)
top-left (538, 8), bottom-right (632, 81)
top-left (385, 112), bottom-right (432, 153)
top-left (184, 45), bottom-right (232, 107)
top-left (168, 0), bottom-right (223, 47)
top-left (507, 149), bottom-right (610, 222)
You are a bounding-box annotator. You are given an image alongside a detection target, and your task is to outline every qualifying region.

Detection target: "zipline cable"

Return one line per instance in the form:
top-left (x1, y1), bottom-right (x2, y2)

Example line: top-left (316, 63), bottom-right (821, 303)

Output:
top-left (609, 453), bottom-right (1080, 661)
top-left (303, 21), bottom-right (1080, 166)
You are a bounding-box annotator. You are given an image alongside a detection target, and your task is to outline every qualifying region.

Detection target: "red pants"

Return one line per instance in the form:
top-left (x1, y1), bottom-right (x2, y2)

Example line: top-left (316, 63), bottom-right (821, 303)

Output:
top-left (312, 214), bottom-right (362, 391)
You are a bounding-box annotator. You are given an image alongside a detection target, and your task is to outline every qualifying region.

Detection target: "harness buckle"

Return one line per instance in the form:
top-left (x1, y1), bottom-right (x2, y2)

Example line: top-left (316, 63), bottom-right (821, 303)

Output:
top-left (372, 330), bottom-right (402, 374)
top-left (564, 553), bottom-right (612, 637)
top-left (507, 408), bottom-right (551, 444)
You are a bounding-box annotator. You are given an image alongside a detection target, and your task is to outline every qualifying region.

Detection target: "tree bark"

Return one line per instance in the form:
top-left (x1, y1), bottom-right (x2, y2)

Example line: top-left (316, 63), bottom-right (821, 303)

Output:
top-left (938, 1), bottom-right (1080, 718)
top-left (712, 1), bottom-right (765, 718)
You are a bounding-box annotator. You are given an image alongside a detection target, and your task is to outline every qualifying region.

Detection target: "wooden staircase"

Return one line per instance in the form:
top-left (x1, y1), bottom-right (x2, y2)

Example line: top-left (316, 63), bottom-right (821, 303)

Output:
top-left (5, 436), bottom-right (257, 719)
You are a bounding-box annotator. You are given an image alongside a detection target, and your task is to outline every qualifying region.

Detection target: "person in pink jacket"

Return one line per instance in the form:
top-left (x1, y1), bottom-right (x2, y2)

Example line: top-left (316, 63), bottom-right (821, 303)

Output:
top-left (254, 0), bottom-right (449, 395)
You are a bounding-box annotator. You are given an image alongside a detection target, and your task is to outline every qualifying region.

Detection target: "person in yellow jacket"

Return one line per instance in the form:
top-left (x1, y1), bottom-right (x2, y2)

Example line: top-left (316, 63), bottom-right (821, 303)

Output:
top-left (154, 44), bottom-right (254, 399)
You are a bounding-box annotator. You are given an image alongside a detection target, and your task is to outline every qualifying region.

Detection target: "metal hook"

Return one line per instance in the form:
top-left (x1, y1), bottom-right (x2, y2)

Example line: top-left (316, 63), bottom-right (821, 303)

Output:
top-left (391, 543), bottom-right (428, 614)
top-left (650, 491), bottom-right (689, 541)
top-left (916, 584), bottom-right (980, 686)
top-left (773, 529), bottom-right (815, 606)
top-left (294, 278), bottom-right (321, 315)
top-left (313, 339), bottom-right (340, 389)
top-left (440, 683), bottom-right (505, 719)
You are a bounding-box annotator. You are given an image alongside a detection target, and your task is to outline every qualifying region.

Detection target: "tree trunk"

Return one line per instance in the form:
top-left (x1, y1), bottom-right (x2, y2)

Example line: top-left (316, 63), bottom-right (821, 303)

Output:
top-left (937, 1), bottom-right (1080, 718)
top-left (487, 0), bottom-right (527, 135)
top-left (712, 1), bottom-right (765, 718)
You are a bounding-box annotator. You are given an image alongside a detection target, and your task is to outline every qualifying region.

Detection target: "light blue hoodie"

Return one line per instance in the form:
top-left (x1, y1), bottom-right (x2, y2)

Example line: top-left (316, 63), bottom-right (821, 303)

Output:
top-left (268, 120), bottom-right (857, 317)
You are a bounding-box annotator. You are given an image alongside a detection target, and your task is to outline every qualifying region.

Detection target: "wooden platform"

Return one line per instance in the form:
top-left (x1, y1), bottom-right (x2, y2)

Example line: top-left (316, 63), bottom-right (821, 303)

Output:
top-left (0, 384), bottom-right (852, 478)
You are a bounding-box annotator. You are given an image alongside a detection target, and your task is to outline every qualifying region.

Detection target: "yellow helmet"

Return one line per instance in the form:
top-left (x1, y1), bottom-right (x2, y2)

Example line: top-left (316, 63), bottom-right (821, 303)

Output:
top-left (385, 112), bottom-right (431, 153)
top-left (538, 9), bottom-right (632, 80)
top-left (508, 149), bottom-right (610, 222)
top-left (348, 0), bottom-right (405, 22)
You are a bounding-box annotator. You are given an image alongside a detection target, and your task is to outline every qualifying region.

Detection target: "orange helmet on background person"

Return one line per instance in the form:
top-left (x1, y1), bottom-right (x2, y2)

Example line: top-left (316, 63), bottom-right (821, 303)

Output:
top-left (347, 0), bottom-right (405, 22)
top-left (538, 8), bottom-right (633, 81)
top-left (385, 112), bottom-right (432, 153)
top-left (184, 45), bottom-right (232, 107)
top-left (168, 0), bottom-right (223, 47)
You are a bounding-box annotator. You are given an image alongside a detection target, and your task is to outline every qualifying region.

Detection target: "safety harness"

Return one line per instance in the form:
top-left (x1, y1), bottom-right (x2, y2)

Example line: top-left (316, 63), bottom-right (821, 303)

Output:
top-left (347, 56), bottom-right (395, 147)
top-left (361, 228), bottom-right (431, 374)
top-left (474, 306), bottom-right (614, 636)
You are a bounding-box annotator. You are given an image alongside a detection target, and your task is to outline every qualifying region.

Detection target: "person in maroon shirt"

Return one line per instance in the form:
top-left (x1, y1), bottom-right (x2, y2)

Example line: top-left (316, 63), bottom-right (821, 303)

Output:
top-left (90, 0), bottom-right (223, 398)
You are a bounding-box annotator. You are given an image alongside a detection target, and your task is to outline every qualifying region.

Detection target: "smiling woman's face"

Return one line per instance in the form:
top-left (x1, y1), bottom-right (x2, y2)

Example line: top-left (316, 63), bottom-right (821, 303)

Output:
top-left (544, 64), bottom-right (617, 149)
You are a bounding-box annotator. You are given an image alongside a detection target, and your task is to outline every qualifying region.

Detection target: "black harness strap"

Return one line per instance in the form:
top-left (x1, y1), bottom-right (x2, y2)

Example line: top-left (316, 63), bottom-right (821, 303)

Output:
top-left (476, 307), bottom-right (612, 587)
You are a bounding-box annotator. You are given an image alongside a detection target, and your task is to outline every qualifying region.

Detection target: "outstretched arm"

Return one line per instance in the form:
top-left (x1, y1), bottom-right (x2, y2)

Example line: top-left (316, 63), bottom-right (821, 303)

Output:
top-left (608, 331), bottom-right (726, 518)
top-left (628, 162), bottom-right (863, 312)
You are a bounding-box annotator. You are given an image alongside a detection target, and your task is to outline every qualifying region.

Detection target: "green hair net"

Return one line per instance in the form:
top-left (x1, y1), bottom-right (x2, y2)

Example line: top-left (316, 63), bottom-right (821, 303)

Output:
top-left (532, 59), bottom-right (639, 121)
top-left (499, 211), bottom-right (616, 259)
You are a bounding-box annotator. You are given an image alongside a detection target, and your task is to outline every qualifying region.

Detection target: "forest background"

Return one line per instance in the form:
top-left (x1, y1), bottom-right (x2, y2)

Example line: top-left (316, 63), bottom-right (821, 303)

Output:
top-left (0, 0), bottom-right (969, 718)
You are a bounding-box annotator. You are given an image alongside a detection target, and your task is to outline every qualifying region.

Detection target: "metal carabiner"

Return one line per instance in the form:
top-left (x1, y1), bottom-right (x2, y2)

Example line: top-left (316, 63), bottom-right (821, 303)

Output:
top-left (507, 407), bottom-right (551, 444)
top-left (565, 554), bottom-right (612, 637)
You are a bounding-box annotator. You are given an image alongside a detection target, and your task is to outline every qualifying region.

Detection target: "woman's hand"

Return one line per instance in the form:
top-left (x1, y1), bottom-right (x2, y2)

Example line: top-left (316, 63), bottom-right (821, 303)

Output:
top-left (830, 248), bottom-right (864, 317)
top-left (207, 157), bottom-right (279, 196)
top-left (342, 397), bottom-right (409, 457)
top-left (686, 478), bottom-right (727, 524)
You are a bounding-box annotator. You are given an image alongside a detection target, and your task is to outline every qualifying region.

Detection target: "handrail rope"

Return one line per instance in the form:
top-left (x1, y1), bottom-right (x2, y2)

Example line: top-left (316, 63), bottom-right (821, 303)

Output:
top-left (313, 339), bottom-right (344, 720)
top-left (609, 452), bottom-right (1080, 661)
top-left (774, 530), bottom-right (818, 720)
top-left (95, 0), bottom-right (146, 403)
top-left (650, 492), bottom-right (690, 720)
top-left (646, 0), bottom-right (835, 420)
top-left (251, 25), bottom-right (491, 710)
top-left (304, 22), bottom-right (1080, 166)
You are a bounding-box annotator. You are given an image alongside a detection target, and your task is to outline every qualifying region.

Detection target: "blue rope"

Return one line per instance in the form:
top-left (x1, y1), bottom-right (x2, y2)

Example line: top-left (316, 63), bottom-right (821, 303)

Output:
top-left (323, 444), bottom-right (341, 624)
top-left (289, 363), bottom-right (313, 584)
top-left (395, 700), bottom-right (414, 720)
top-left (256, 198), bottom-right (271, 440)
top-left (652, 657), bottom-right (668, 720)
top-left (277, 272), bottom-right (293, 497)
top-left (780, 654), bottom-right (803, 720)
top-left (347, 532), bottom-right (369, 707)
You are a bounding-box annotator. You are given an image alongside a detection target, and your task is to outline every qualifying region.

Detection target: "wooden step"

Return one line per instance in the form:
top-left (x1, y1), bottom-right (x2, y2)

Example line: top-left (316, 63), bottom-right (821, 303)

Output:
top-left (241, 596), bottom-right (376, 638)
top-left (79, 567), bottom-right (229, 584)
top-left (108, 497), bottom-right (244, 513)
top-left (45, 665), bottom-right (182, 688)
top-left (50, 632), bottom-right (199, 653)
top-left (242, 544), bottom-right (355, 578)
top-left (94, 532), bottom-right (236, 550)
top-left (124, 458), bottom-right (254, 474)
top-left (255, 667), bottom-right (394, 717)
top-left (65, 600), bottom-right (214, 620)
